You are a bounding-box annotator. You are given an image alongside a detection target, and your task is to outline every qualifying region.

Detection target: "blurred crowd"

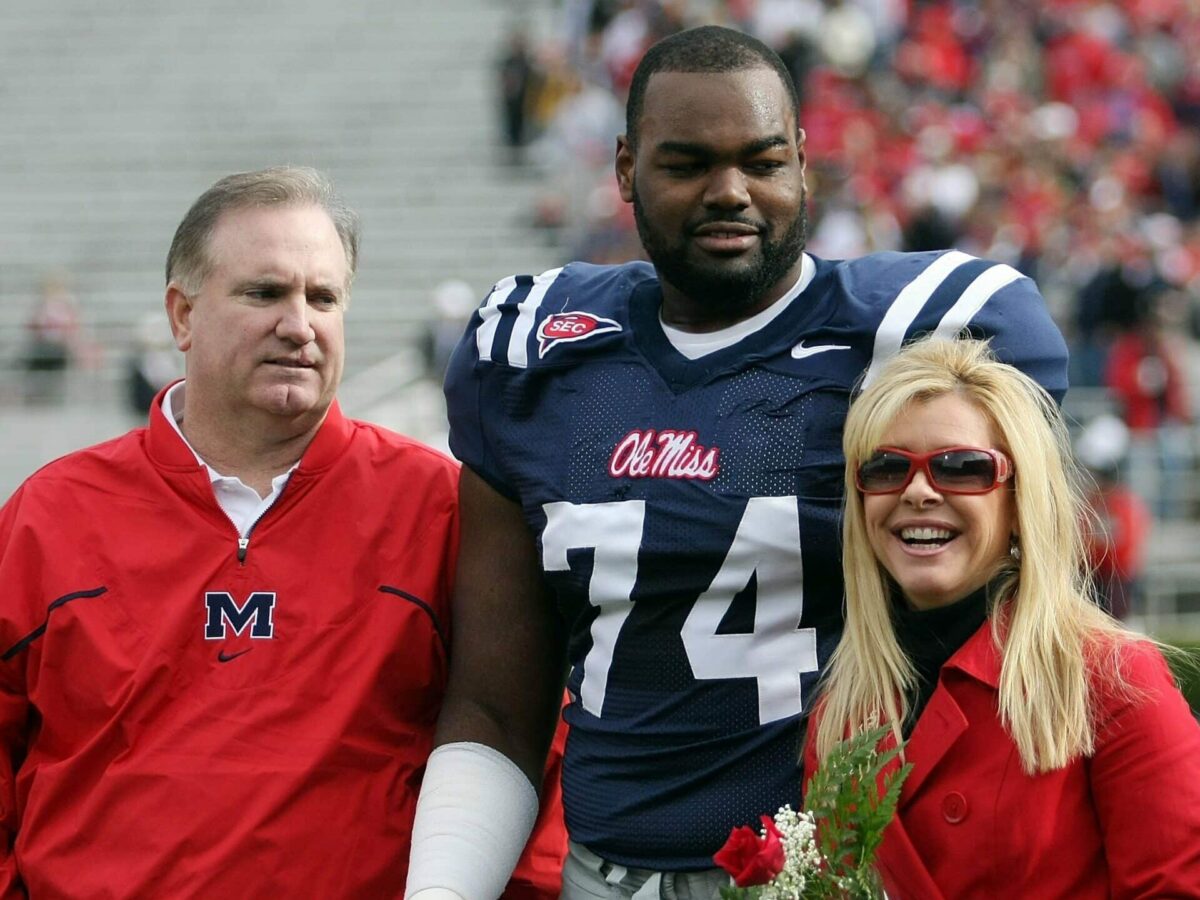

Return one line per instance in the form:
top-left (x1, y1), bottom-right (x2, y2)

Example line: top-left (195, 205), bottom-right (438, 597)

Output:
top-left (19, 274), bottom-right (85, 405)
top-left (493, 0), bottom-right (1200, 616)
top-left (11, 273), bottom-right (179, 418)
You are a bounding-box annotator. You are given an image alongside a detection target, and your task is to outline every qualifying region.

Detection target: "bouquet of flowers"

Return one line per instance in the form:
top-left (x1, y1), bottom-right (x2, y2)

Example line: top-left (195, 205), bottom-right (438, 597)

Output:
top-left (714, 725), bottom-right (911, 899)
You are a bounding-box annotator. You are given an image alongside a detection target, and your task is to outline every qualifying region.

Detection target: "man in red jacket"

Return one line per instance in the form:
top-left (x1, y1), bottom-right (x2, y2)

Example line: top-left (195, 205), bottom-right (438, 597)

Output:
top-left (0, 167), bottom-right (565, 898)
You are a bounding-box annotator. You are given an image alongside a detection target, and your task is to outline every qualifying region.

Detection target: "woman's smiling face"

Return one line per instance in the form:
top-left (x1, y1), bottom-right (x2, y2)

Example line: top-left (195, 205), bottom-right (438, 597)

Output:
top-left (862, 393), bottom-right (1016, 610)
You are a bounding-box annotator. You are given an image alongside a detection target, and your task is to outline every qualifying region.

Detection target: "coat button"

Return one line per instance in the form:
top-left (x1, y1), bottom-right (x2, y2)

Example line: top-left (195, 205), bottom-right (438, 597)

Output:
top-left (941, 791), bottom-right (968, 824)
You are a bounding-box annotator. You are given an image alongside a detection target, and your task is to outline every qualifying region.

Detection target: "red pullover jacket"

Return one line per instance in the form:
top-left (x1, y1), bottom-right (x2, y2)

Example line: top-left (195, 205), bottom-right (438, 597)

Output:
top-left (0, 395), bottom-right (565, 898)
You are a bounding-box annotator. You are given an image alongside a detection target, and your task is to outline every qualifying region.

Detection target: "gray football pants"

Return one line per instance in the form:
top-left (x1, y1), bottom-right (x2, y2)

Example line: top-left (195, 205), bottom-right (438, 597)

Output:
top-left (560, 841), bottom-right (730, 899)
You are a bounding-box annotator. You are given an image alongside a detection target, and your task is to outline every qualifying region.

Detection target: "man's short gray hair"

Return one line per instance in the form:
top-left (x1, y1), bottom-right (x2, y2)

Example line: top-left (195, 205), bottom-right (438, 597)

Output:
top-left (165, 166), bottom-right (360, 294)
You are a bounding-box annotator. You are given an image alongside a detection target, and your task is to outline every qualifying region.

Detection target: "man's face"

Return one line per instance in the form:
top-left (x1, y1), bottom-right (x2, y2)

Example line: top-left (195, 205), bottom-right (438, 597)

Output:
top-left (616, 67), bottom-right (808, 325)
top-left (166, 203), bottom-right (348, 425)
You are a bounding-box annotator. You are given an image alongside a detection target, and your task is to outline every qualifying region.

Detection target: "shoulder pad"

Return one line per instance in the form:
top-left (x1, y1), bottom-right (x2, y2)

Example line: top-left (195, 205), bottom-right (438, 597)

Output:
top-left (472, 261), bottom-right (654, 370)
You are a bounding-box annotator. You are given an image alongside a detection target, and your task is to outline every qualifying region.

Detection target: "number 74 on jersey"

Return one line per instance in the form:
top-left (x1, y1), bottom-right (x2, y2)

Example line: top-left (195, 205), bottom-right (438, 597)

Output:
top-left (542, 495), bottom-right (820, 726)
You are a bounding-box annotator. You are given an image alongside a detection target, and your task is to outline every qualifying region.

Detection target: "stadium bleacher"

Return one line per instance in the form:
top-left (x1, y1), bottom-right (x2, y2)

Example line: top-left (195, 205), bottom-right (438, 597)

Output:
top-left (0, 0), bottom-right (561, 490)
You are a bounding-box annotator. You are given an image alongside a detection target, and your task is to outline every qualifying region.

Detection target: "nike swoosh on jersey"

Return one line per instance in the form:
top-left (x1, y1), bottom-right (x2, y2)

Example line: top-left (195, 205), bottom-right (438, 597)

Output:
top-left (791, 340), bottom-right (851, 359)
top-left (217, 648), bottom-right (252, 663)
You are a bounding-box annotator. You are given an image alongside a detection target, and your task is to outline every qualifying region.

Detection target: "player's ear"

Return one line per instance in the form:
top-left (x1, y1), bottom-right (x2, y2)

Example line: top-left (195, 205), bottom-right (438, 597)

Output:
top-left (165, 283), bottom-right (195, 352)
top-left (796, 127), bottom-right (807, 175)
top-left (615, 135), bottom-right (635, 203)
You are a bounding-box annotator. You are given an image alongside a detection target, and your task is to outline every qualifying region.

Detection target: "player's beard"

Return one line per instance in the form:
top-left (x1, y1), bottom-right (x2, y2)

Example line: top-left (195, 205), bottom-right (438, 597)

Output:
top-left (633, 181), bottom-right (808, 320)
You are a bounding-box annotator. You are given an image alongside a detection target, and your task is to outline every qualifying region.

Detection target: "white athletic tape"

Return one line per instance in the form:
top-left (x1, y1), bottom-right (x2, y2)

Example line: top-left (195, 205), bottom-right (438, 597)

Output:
top-left (404, 742), bottom-right (539, 900)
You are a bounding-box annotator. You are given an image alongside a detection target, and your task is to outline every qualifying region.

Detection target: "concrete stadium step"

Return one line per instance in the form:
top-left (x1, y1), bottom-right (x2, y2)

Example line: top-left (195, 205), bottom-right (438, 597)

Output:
top-left (0, 0), bottom-right (563, 358)
top-left (0, 0), bottom-right (565, 497)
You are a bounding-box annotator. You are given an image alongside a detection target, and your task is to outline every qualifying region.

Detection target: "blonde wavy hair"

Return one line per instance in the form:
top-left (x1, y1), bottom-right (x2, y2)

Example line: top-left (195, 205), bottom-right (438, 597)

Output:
top-left (815, 337), bottom-right (1137, 774)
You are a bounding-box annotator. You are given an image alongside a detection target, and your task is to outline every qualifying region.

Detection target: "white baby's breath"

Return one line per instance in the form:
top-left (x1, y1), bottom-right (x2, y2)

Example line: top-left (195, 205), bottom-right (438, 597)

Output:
top-left (718, 726), bottom-right (910, 900)
top-left (753, 805), bottom-right (822, 900)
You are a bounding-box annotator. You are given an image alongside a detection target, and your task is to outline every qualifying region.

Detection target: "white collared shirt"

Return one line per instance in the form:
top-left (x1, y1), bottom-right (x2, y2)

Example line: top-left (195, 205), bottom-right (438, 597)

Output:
top-left (161, 382), bottom-right (297, 538)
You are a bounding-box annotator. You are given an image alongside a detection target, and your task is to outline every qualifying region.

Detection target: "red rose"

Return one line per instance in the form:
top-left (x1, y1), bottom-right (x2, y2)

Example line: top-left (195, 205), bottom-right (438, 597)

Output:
top-left (713, 816), bottom-right (786, 887)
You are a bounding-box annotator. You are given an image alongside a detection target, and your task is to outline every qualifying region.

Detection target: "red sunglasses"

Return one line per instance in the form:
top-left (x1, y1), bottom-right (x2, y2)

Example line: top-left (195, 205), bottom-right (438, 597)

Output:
top-left (856, 446), bottom-right (1014, 495)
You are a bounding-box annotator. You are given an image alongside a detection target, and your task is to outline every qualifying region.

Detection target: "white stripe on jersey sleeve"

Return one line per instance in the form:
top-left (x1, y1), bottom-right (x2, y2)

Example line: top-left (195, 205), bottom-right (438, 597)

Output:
top-left (861, 250), bottom-right (972, 389)
top-left (931, 263), bottom-right (1023, 340)
top-left (475, 276), bottom-right (519, 363)
top-left (508, 266), bottom-right (565, 369)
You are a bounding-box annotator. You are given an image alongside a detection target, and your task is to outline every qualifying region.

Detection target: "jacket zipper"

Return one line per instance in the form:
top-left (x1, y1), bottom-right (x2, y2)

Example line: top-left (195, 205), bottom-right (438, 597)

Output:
top-left (235, 476), bottom-right (293, 564)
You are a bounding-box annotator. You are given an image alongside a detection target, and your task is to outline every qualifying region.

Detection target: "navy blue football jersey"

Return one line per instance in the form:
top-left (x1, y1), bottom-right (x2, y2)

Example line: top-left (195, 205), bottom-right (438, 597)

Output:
top-left (444, 251), bottom-right (1068, 870)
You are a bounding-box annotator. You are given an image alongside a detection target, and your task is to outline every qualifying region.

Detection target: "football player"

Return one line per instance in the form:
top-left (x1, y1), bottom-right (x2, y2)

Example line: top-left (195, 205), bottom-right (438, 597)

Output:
top-left (406, 25), bottom-right (1068, 898)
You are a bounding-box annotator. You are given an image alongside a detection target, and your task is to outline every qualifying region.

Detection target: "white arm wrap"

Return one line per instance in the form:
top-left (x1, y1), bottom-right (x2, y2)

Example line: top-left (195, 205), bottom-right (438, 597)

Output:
top-left (404, 741), bottom-right (540, 900)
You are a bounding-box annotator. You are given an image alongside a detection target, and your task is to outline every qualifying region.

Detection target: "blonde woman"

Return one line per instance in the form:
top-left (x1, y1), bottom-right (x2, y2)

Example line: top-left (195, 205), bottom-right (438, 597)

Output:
top-left (805, 337), bottom-right (1200, 898)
